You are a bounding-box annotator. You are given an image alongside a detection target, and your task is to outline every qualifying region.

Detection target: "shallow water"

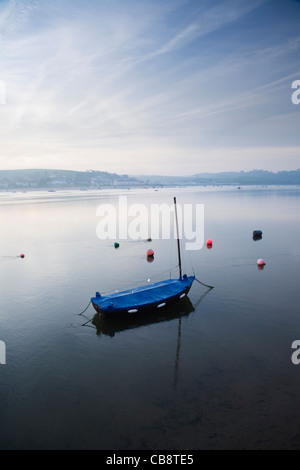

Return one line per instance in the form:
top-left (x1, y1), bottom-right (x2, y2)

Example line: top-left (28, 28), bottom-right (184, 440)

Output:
top-left (0, 186), bottom-right (300, 450)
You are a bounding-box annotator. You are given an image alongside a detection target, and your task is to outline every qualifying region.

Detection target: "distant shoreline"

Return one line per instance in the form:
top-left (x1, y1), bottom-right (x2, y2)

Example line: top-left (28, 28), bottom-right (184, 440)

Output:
top-left (1, 168), bottom-right (300, 191)
top-left (0, 184), bottom-right (299, 196)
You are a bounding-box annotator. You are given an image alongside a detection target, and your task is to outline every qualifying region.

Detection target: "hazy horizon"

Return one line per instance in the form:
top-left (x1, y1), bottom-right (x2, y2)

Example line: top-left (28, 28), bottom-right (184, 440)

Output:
top-left (0, 167), bottom-right (300, 178)
top-left (1, 0), bottom-right (300, 175)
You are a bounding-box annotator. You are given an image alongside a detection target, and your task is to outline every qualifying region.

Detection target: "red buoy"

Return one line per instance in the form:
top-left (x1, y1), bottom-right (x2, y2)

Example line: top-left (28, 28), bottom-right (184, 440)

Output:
top-left (257, 258), bottom-right (265, 266)
top-left (147, 249), bottom-right (154, 257)
top-left (20, 254), bottom-right (25, 259)
top-left (206, 239), bottom-right (213, 247)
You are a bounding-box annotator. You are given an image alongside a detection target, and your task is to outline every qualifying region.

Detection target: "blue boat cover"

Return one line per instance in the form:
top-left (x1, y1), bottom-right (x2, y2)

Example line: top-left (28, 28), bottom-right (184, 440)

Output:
top-left (91, 275), bottom-right (195, 313)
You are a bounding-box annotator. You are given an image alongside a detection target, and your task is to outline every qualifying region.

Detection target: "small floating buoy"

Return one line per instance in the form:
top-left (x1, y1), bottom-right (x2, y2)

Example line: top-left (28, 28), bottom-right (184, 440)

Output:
top-left (253, 230), bottom-right (262, 241)
top-left (20, 254), bottom-right (25, 259)
top-left (114, 242), bottom-right (119, 249)
top-left (253, 230), bottom-right (262, 237)
top-left (147, 238), bottom-right (152, 242)
top-left (147, 249), bottom-right (154, 257)
top-left (257, 258), bottom-right (266, 266)
top-left (206, 239), bottom-right (213, 248)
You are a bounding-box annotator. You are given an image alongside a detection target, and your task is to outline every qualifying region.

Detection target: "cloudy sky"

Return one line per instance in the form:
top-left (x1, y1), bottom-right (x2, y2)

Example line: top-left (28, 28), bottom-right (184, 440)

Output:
top-left (0, 0), bottom-right (300, 175)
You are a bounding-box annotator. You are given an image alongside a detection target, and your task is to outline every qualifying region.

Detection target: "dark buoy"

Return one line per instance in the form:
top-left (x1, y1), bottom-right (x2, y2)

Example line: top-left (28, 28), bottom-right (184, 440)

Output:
top-left (253, 230), bottom-right (262, 241)
top-left (114, 242), bottom-right (119, 249)
top-left (147, 238), bottom-right (152, 242)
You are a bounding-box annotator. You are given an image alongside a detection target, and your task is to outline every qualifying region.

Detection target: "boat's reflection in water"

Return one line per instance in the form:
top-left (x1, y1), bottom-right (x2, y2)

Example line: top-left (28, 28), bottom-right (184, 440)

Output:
top-left (91, 296), bottom-right (194, 337)
top-left (89, 288), bottom-right (212, 388)
top-left (91, 287), bottom-right (212, 337)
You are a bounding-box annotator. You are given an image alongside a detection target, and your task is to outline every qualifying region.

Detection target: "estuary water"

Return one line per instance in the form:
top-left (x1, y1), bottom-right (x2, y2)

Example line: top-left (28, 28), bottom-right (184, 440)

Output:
top-left (0, 186), bottom-right (300, 450)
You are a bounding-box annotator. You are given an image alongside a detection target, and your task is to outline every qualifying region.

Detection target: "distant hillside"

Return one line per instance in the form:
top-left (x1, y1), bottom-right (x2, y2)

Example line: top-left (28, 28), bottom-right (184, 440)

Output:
top-left (0, 168), bottom-right (300, 190)
top-left (192, 169), bottom-right (300, 185)
top-left (137, 169), bottom-right (300, 186)
top-left (0, 169), bottom-right (141, 189)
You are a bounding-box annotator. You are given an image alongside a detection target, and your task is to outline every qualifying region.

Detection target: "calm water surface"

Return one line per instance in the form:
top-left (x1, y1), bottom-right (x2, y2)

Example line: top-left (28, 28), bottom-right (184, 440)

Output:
top-left (0, 186), bottom-right (300, 450)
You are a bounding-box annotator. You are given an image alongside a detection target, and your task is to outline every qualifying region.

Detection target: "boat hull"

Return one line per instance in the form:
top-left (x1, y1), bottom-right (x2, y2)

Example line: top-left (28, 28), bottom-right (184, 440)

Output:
top-left (91, 275), bottom-right (195, 318)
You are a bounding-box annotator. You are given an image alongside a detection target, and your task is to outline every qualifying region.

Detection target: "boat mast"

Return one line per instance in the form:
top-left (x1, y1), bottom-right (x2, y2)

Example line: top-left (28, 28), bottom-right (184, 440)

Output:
top-left (174, 197), bottom-right (182, 279)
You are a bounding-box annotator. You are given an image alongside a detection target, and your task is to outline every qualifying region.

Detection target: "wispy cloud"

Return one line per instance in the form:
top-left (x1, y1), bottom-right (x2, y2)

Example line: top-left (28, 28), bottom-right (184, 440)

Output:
top-left (177, 70), bottom-right (300, 120)
top-left (0, 0), bottom-right (38, 40)
top-left (154, 0), bottom-right (270, 55)
top-left (0, 0), bottom-right (299, 174)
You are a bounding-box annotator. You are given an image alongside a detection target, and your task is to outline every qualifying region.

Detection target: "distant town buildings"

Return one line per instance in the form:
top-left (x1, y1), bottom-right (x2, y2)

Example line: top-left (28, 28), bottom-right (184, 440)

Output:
top-left (0, 168), bottom-right (300, 190)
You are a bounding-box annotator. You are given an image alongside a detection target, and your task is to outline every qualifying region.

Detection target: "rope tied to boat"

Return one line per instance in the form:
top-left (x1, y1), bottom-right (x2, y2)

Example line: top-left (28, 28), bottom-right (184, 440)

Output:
top-left (195, 277), bottom-right (214, 290)
top-left (78, 300), bottom-right (91, 315)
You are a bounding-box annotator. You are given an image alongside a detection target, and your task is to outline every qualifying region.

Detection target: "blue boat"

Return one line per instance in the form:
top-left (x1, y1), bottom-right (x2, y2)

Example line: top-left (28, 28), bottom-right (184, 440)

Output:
top-left (91, 275), bottom-right (195, 318)
top-left (91, 197), bottom-right (195, 318)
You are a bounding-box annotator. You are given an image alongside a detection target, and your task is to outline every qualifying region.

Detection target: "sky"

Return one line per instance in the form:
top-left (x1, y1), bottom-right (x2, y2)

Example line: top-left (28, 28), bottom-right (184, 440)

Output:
top-left (0, 0), bottom-right (300, 176)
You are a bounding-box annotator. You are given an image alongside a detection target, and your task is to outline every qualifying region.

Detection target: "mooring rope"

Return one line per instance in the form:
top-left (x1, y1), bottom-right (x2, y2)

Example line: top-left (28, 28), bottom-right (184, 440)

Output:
top-left (188, 252), bottom-right (214, 290)
top-left (78, 300), bottom-right (91, 316)
top-left (195, 277), bottom-right (214, 289)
